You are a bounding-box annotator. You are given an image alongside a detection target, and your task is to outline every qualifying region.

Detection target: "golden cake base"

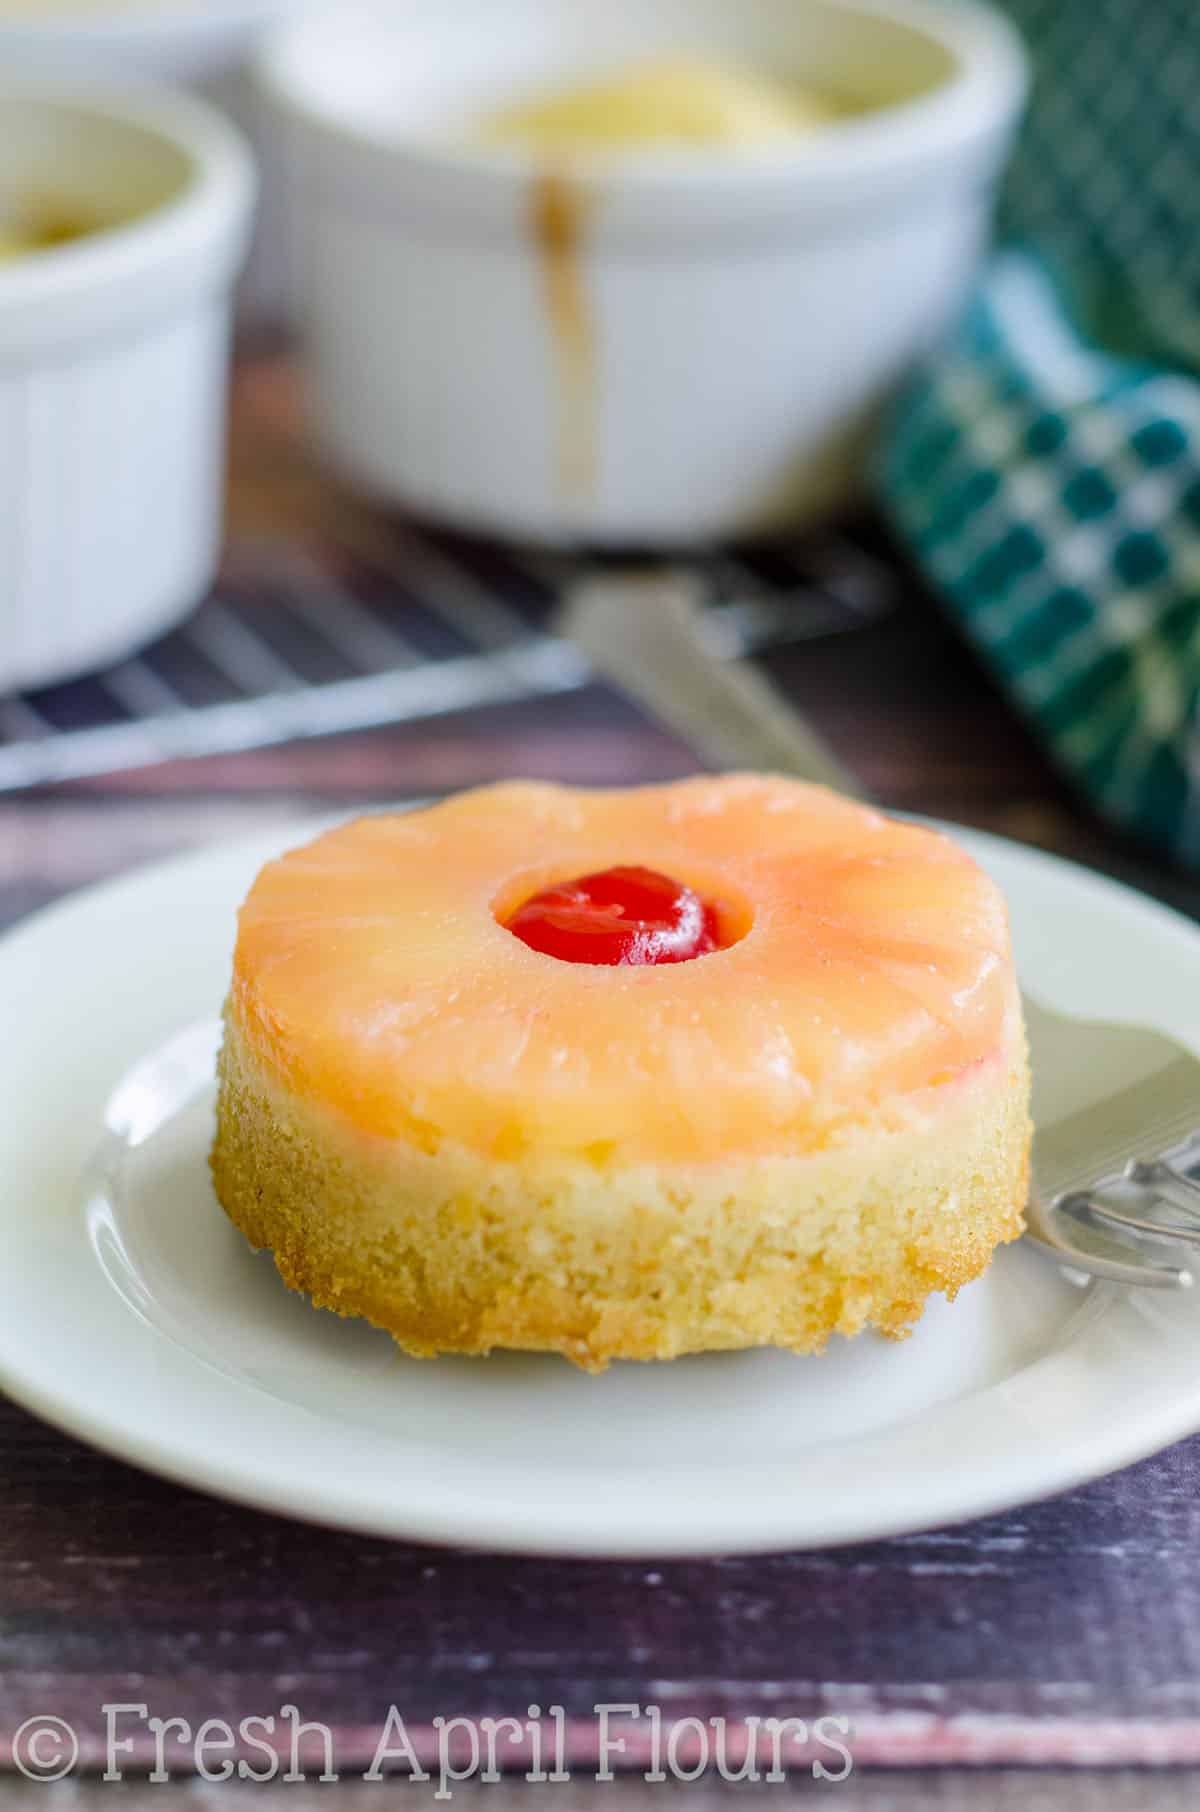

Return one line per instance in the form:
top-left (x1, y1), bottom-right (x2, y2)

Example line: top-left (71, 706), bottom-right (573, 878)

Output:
top-left (211, 1016), bottom-right (1031, 1373)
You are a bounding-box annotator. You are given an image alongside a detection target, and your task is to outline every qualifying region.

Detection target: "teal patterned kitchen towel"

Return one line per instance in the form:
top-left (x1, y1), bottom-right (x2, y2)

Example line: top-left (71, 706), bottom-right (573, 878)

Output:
top-left (879, 0), bottom-right (1200, 866)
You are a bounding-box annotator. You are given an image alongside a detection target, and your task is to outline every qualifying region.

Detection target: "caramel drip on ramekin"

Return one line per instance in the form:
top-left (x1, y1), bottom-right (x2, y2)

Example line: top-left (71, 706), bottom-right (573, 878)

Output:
top-left (531, 168), bottom-right (597, 503)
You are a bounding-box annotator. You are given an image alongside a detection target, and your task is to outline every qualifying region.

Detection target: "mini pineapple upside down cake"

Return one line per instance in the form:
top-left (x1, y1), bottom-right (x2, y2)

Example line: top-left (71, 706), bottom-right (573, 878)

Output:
top-left (210, 776), bottom-right (1031, 1371)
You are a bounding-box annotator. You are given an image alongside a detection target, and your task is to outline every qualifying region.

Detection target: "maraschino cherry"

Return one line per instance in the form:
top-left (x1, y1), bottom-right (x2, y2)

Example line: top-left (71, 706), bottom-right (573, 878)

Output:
top-left (506, 866), bottom-right (722, 966)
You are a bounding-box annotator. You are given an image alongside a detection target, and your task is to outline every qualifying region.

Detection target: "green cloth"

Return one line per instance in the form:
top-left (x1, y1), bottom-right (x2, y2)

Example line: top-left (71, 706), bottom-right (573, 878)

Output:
top-left (879, 0), bottom-right (1200, 865)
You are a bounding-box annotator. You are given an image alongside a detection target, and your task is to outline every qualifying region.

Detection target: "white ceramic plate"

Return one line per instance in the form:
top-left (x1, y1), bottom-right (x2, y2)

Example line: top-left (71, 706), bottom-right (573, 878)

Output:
top-left (2, 817), bottom-right (1199, 1557)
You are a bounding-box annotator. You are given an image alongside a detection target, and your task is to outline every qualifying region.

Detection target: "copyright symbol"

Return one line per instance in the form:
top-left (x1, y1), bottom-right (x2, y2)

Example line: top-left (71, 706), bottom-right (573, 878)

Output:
top-left (12, 1716), bottom-right (79, 1783)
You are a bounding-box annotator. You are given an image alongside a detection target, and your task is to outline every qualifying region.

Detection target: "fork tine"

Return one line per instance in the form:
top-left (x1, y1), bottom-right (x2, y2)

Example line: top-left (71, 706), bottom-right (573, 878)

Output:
top-left (1025, 1192), bottom-right (1194, 1288)
top-left (1061, 1191), bottom-right (1200, 1250)
top-left (1126, 1159), bottom-right (1200, 1218)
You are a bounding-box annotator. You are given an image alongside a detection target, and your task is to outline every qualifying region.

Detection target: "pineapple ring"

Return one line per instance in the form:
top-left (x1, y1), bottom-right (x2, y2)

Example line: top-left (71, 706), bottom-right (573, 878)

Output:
top-left (227, 776), bottom-right (1018, 1165)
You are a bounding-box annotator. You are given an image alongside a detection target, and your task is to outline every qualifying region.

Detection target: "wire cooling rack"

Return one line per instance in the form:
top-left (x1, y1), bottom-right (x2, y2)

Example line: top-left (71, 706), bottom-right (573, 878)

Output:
top-left (0, 519), bottom-right (899, 792)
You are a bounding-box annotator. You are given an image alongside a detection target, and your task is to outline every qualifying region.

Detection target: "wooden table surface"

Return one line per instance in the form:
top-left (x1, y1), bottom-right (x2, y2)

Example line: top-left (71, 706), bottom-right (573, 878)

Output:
top-left (2, 351), bottom-right (1199, 1805)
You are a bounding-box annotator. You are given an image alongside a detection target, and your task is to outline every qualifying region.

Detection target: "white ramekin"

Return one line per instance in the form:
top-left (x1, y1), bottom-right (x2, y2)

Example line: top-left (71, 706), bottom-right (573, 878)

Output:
top-left (0, 2), bottom-right (310, 317)
top-left (0, 84), bottom-right (255, 692)
top-left (260, 0), bottom-right (1027, 547)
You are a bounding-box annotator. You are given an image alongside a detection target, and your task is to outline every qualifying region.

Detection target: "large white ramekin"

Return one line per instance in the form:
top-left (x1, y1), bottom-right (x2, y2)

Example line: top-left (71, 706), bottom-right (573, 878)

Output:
top-left (0, 84), bottom-right (255, 692)
top-left (260, 0), bottom-right (1027, 548)
top-left (0, 2), bottom-right (310, 317)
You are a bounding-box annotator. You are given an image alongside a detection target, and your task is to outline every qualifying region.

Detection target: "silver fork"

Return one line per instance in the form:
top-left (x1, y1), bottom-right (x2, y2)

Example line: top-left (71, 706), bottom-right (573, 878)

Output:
top-left (1022, 999), bottom-right (1200, 1289)
top-left (560, 573), bottom-right (1200, 1292)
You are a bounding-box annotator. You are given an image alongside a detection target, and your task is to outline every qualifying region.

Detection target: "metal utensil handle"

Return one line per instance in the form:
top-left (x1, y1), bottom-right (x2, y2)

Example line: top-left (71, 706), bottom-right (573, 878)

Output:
top-left (559, 573), bottom-right (863, 796)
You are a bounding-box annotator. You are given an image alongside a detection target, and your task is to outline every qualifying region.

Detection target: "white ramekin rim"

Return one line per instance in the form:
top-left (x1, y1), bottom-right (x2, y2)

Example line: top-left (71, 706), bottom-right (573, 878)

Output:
top-left (257, 0), bottom-right (1028, 218)
top-left (0, 80), bottom-right (258, 350)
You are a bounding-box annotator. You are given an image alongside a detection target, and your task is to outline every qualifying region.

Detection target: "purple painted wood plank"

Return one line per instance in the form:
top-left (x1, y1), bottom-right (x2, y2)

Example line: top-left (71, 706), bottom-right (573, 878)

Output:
top-left (3, 1391), bottom-right (1200, 1769)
